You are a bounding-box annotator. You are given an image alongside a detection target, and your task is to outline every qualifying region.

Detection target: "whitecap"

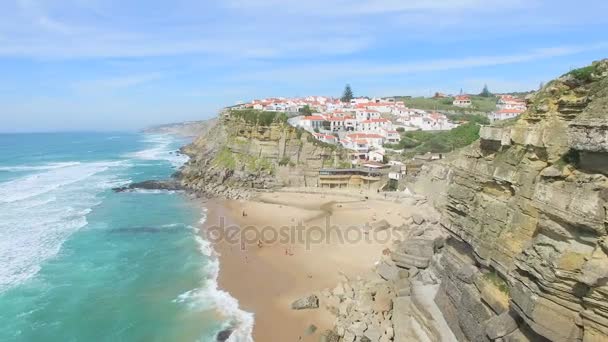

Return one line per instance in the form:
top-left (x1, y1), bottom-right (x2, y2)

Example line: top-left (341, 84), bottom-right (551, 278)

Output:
top-left (0, 160), bottom-right (127, 292)
top-left (126, 134), bottom-right (189, 167)
top-left (173, 211), bottom-right (254, 342)
top-left (0, 161), bottom-right (81, 172)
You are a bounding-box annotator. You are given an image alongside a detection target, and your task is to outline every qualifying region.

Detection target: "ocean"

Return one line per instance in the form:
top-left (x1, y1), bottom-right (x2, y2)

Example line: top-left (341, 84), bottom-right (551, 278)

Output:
top-left (0, 132), bottom-right (252, 342)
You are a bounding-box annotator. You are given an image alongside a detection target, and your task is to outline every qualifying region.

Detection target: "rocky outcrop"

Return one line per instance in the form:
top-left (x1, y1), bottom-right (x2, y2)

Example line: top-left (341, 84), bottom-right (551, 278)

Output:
top-left (178, 112), bottom-right (348, 198)
top-left (291, 295), bottom-right (320, 310)
top-left (413, 59), bottom-right (608, 342)
top-left (112, 179), bottom-right (183, 192)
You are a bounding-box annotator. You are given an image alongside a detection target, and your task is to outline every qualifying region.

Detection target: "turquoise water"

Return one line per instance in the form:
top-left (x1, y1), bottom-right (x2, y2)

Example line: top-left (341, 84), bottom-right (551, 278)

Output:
top-left (0, 133), bottom-right (252, 342)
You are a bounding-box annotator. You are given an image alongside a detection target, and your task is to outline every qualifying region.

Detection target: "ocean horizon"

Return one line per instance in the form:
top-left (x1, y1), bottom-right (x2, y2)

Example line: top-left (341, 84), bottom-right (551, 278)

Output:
top-left (0, 132), bottom-right (251, 342)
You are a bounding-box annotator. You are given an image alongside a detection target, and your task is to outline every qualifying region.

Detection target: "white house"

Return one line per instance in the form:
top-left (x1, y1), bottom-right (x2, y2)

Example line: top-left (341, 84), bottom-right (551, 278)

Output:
top-left (382, 129), bottom-right (401, 143)
top-left (360, 118), bottom-right (392, 133)
top-left (327, 117), bottom-right (346, 131)
top-left (298, 115), bottom-right (326, 131)
top-left (368, 149), bottom-right (386, 163)
top-left (497, 95), bottom-right (526, 111)
top-left (453, 95), bottom-right (472, 107)
top-left (312, 133), bottom-right (338, 144)
top-left (489, 109), bottom-right (523, 121)
top-left (346, 133), bottom-right (385, 149)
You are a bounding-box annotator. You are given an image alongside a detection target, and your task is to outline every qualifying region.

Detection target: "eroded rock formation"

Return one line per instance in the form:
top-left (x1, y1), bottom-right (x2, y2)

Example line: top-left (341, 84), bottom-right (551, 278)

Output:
top-left (179, 112), bottom-right (348, 198)
top-left (414, 59), bottom-right (608, 342)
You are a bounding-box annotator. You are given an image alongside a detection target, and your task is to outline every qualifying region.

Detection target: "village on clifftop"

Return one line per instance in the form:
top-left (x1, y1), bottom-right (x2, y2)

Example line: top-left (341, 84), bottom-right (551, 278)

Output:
top-left (231, 91), bottom-right (528, 166)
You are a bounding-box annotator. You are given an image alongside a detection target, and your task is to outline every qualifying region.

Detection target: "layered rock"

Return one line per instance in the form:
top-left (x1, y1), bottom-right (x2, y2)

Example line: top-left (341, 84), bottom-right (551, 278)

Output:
top-left (415, 59), bottom-right (608, 342)
top-left (179, 112), bottom-right (348, 198)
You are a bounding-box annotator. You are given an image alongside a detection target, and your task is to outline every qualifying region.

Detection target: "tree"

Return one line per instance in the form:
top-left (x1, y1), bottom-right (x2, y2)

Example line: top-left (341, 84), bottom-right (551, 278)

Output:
top-left (341, 84), bottom-right (354, 103)
top-left (538, 82), bottom-right (544, 90)
top-left (479, 84), bottom-right (492, 97)
top-left (299, 105), bottom-right (313, 116)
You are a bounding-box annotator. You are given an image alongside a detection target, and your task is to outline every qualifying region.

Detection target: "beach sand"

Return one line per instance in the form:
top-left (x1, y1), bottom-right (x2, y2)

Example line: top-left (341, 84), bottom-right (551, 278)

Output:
top-left (201, 191), bottom-right (415, 341)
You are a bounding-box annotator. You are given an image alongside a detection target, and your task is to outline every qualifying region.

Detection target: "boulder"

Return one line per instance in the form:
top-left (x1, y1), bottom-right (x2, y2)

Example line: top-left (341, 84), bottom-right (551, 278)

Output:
top-left (412, 214), bottom-right (426, 225)
top-left (373, 287), bottom-right (393, 313)
top-left (486, 311), bottom-right (519, 339)
top-left (319, 330), bottom-right (340, 342)
top-left (364, 327), bottom-right (382, 342)
top-left (372, 219), bottom-right (391, 232)
top-left (401, 238), bottom-right (436, 258)
top-left (291, 295), bottom-right (319, 310)
top-left (348, 321), bottom-right (367, 336)
top-left (376, 261), bottom-right (400, 281)
top-left (392, 251), bottom-right (430, 269)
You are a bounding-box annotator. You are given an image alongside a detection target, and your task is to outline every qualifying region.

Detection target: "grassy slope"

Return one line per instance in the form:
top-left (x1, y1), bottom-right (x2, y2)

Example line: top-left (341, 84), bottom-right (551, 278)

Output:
top-left (394, 95), bottom-right (498, 113)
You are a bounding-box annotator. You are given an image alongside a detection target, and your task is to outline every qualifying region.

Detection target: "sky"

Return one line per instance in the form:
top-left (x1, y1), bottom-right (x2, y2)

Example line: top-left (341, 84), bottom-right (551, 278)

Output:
top-left (1, 0), bottom-right (608, 132)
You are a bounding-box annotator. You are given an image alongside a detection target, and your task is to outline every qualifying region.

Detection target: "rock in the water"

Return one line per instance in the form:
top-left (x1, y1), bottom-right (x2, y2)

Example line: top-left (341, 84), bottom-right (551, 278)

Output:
top-left (113, 179), bottom-right (182, 192)
top-left (216, 329), bottom-right (233, 341)
top-left (291, 295), bottom-right (319, 310)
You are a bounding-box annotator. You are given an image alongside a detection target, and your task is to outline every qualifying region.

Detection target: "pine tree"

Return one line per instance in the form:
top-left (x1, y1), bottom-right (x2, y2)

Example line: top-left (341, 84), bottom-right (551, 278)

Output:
top-left (480, 84), bottom-right (492, 97)
top-left (341, 84), bottom-right (354, 103)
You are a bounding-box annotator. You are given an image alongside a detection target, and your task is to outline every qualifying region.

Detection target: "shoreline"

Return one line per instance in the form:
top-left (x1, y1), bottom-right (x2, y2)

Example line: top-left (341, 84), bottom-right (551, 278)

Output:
top-left (200, 190), bottom-right (418, 341)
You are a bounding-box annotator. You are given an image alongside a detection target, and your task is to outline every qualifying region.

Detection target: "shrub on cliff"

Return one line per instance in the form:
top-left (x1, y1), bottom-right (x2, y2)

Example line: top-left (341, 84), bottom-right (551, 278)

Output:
top-left (230, 109), bottom-right (288, 126)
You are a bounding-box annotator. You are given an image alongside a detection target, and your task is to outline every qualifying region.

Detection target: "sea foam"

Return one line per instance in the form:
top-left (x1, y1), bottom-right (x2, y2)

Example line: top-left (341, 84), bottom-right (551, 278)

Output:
top-left (177, 212), bottom-right (255, 342)
top-left (126, 134), bottom-right (188, 167)
top-left (0, 160), bottom-right (127, 292)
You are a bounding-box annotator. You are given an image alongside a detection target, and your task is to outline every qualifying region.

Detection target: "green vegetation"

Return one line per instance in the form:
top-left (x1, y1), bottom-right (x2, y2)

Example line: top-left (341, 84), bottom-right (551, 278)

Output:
top-left (385, 122), bottom-right (482, 154)
top-left (341, 84), bottom-right (354, 103)
top-left (213, 146), bottom-right (276, 174)
top-left (299, 105), bottom-right (313, 116)
top-left (492, 117), bottom-right (519, 127)
top-left (322, 120), bottom-right (331, 130)
top-left (245, 156), bottom-right (274, 173)
top-left (446, 113), bottom-right (490, 125)
top-left (213, 147), bottom-right (237, 170)
top-left (394, 95), bottom-right (498, 113)
top-left (306, 134), bottom-right (337, 150)
top-left (479, 84), bottom-right (493, 97)
top-left (278, 156), bottom-right (292, 166)
top-left (565, 65), bottom-right (595, 83)
top-left (230, 109), bottom-right (288, 126)
top-left (483, 271), bottom-right (510, 295)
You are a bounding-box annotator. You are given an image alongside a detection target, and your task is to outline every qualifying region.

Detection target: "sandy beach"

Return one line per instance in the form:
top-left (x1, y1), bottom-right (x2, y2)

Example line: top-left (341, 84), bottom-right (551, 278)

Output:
top-left (201, 190), bottom-right (417, 341)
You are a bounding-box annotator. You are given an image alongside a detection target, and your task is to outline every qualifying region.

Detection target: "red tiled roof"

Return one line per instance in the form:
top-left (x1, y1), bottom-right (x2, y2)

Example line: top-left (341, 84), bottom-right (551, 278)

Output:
top-left (302, 115), bottom-right (325, 121)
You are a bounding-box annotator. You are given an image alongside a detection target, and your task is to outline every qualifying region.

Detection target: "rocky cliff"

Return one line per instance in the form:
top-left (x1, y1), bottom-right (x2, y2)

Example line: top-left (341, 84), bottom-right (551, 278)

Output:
top-left (178, 111), bottom-right (348, 198)
top-left (411, 59), bottom-right (608, 342)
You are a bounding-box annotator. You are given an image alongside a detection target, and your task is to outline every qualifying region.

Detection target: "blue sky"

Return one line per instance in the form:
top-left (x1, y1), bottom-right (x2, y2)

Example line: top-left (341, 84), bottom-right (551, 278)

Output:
top-left (1, 0), bottom-right (607, 132)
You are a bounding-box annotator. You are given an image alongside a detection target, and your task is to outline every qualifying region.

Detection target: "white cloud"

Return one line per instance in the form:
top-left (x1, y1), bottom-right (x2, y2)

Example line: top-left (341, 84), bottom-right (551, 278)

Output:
top-left (231, 42), bottom-right (608, 81)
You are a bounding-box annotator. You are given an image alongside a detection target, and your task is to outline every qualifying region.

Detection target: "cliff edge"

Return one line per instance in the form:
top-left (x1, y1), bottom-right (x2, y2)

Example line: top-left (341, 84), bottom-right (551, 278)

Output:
top-left (411, 59), bottom-right (608, 342)
top-left (178, 110), bottom-right (348, 198)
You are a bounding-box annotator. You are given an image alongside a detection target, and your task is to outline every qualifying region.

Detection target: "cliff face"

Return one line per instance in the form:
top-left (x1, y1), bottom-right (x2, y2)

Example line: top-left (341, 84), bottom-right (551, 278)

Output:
top-left (179, 113), bottom-right (347, 198)
top-left (415, 60), bottom-right (608, 342)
